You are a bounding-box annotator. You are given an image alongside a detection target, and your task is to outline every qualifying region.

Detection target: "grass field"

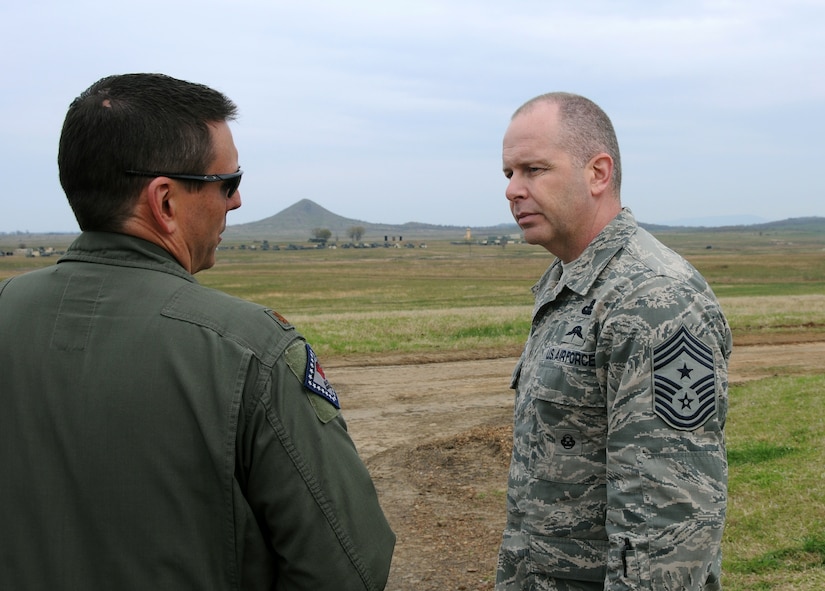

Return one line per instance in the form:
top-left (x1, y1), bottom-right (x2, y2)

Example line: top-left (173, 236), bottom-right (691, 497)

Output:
top-left (724, 375), bottom-right (825, 590)
top-left (2, 230), bottom-right (824, 588)
top-left (204, 238), bottom-right (825, 355)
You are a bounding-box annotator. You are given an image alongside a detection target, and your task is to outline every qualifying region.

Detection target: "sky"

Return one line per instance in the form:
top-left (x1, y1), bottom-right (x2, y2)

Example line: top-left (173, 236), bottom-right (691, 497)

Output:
top-left (2, 0), bottom-right (823, 233)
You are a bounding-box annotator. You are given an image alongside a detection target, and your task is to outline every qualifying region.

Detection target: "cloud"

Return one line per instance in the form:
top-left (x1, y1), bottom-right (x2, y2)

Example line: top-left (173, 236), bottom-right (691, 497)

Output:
top-left (0, 0), bottom-right (822, 232)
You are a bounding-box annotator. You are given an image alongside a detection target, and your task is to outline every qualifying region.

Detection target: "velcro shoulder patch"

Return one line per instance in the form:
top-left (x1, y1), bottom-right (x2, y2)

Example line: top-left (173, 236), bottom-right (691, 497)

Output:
top-left (265, 309), bottom-right (293, 329)
top-left (304, 344), bottom-right (340, 409)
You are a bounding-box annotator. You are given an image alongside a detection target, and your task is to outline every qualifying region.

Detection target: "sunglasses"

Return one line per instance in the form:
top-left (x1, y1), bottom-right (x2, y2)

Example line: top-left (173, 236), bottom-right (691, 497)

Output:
top-left (126, 169), bottom-right (243, 199)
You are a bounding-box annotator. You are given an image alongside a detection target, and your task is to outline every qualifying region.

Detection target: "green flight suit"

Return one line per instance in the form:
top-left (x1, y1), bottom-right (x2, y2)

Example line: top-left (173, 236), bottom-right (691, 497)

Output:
top-left (0, 232), bottom-right (395, 590)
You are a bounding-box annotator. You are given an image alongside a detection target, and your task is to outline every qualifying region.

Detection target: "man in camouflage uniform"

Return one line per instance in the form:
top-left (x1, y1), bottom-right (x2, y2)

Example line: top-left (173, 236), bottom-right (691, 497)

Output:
top-left (496, 92), bottom-right (731, 590)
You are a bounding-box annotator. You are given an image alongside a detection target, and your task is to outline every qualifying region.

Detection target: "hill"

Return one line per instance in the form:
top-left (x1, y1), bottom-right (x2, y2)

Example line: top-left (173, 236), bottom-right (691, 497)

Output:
top-left (3, 200), bottom-right (821, 245)
top-left (223, 199), bottom-right (825, 242)
top-left (644, 216), bottom-right (825, 234)
top-left (222, 199), bottom-right (519, 241)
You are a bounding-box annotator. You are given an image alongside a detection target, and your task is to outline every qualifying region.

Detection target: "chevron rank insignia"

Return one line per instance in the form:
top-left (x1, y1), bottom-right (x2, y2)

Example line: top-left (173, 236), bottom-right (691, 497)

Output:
top-left (304, 344), bottom-right (340, 409)
top-left (652, 326), bottom-right (717, 431)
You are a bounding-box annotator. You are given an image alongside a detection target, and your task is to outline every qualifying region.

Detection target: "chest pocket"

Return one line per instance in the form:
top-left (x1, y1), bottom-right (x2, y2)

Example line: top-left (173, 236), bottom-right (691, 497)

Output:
top-left (530, 357), bottom-right (607, 485)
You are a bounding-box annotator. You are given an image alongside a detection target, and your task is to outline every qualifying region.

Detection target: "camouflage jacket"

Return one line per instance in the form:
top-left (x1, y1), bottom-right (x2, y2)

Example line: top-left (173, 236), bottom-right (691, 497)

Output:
top-left (496, 209), bottom-right (732, 591)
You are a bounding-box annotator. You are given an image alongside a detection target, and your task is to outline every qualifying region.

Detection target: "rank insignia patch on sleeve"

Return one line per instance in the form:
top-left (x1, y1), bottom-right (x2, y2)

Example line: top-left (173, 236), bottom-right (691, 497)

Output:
top-left (304, 344), bottom-right (340, 409)
top-left (652, 326), bottom-right (717, 431)
top-left (265, 309), bottom-right (293, 329)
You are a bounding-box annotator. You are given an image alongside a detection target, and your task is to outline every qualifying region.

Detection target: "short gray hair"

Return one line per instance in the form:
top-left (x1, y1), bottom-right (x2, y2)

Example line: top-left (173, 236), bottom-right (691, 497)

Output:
top-left (513, 92), bottom-right (622, 194)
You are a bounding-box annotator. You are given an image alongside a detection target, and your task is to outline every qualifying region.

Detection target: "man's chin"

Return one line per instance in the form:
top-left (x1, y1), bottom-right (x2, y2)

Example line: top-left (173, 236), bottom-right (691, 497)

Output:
top-left (521, 228), bottom-right (543, 245)
top-left (192, 252), bottom-right (218, 274)
top-left (521, 230), bottom-right (555, 253)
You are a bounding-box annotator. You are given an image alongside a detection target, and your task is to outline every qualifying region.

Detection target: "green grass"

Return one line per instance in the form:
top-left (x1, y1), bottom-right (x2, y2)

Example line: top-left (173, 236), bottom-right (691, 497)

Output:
top-left (723, 375), bottom-right (825, 589)
top-left (720, 294), bottom-right (825, 343)
top-left (194, 243), bottom-right (546, 314)
top-left (197, 243), bottom-right (825, 354)
top-left (4, 237), bottom-right (825, 352)
top-left (287, 307), bottom-right (532, 356)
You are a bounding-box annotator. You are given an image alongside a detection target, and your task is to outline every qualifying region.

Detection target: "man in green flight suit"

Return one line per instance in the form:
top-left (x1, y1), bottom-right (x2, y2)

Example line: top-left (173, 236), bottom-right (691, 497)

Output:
top-left (0, 73), bottom-right (394, 590)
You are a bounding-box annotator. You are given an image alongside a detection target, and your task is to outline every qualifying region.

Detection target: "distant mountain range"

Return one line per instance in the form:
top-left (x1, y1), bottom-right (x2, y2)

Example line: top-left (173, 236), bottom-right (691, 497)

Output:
top-left (4, 199), bottom-right (821, 243)
top-left (222, 199), bottom-right (825, 241)
top-left (223, 199), bottom-right (519, 241)
top-left (659, 214), bottom-right (769, 227)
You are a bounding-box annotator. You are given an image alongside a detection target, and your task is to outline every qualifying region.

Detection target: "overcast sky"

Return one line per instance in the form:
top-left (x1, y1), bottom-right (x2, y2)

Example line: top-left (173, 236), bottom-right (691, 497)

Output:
top-left (2, 0), bottom-right (823, 233)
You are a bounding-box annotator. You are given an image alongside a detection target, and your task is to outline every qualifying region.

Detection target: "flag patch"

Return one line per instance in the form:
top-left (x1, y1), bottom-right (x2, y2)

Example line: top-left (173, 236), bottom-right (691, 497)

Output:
top-left (652, 326), bottom-right (716, 431)
top-left (304, 344), bottom-right (340, 409)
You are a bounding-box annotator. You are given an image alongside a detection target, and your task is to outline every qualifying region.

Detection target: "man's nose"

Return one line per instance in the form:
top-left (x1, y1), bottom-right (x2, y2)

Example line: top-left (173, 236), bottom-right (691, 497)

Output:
top-left (227, 189), bottom-right (242, 211)
top-left (505, 175), bottom-right (524, 202)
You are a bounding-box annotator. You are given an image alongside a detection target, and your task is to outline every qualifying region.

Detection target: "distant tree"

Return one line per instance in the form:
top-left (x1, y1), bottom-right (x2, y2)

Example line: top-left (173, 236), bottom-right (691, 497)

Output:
top-left (311, 228), bottom-right (332, 243)
top-left (348, 226), bottom-right (365, 242)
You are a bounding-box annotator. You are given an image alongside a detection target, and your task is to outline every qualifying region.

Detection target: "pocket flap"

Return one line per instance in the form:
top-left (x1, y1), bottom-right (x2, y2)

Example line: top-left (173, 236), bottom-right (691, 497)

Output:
top-left (529, 534), bottom-right (608, 583)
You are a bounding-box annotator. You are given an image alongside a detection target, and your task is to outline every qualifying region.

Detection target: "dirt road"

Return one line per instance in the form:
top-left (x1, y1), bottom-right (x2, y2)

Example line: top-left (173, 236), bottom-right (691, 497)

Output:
top-left (327, 341), bottom-right (825, 591)
top-left (335, 341), bottom-right (825, 463)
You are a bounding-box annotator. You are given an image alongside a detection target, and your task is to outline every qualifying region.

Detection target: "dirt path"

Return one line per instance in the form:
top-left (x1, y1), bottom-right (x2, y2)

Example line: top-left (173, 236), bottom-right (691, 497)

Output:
top-left (335, 341), bottom-right (825, 462)
top-left (329, 341), bottom-right (825, 591)
top-left (331, 357), bottom-right (517, 460)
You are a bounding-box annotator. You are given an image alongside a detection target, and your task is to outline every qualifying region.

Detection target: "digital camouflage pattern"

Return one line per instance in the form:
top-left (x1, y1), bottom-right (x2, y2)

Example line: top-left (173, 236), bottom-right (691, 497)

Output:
top-left (496, 209), bottom-right (732, 590)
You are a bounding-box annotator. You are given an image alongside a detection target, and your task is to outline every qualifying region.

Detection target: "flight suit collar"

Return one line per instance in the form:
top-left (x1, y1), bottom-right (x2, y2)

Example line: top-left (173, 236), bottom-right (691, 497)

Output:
top-left (58, 231), bottom-right (197, 283)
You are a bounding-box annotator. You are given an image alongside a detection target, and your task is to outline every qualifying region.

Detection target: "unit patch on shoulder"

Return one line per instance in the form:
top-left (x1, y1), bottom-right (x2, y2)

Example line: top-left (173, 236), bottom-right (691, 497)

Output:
top-left (304, 344), bottom-right (340, 409)
top-left (652, 326), bottom-right (716, 431)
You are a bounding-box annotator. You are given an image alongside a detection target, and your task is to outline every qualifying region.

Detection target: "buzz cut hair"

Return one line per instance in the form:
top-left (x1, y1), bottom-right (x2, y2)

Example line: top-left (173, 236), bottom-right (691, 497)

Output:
top-left (513, 92), bottom-right (622, 194)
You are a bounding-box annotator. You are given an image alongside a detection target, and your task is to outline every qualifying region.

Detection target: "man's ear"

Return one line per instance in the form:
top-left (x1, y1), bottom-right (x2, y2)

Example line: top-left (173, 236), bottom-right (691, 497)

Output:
top-left (588, 153), bottom-right (613, 196)
top-left (144, 177), bottom-right (178, 234)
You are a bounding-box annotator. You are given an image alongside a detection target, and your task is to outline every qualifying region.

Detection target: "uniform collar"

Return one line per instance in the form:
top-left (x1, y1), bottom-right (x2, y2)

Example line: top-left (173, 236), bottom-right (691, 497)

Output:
top-left (58, 231), bottom-right (197, 283)
top-left (533, 208), bottom-right (638, 302)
